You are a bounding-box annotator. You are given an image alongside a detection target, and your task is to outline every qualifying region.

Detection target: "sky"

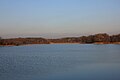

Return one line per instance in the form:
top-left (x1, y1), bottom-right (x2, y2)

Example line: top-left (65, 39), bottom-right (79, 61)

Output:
top-left (0, 0), bottom-right (120, 38)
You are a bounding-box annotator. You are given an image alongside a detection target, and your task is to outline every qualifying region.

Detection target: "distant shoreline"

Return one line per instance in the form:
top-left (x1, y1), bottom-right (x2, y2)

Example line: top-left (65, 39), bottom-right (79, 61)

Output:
top-left (0, 33), bottom-right (120, 46)
top-left (0, 42), bottom-right (120, 47)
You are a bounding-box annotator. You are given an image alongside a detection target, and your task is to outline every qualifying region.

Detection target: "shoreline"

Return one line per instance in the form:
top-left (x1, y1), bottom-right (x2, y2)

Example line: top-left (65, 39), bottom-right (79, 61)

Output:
top-left (0, 33), bottom-right (120, 46)
top-left (0, 42), bottom-right (120, 47)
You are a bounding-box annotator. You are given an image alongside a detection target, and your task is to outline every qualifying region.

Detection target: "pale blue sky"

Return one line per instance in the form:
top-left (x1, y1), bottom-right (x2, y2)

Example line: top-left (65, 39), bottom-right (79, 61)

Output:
top-left (0, 0), bottom-right (120, 38)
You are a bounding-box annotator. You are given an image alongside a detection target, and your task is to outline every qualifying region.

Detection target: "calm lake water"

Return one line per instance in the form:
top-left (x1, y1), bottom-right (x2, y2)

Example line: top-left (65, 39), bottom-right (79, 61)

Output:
top-left (0, 44), bottom-right (120, 80)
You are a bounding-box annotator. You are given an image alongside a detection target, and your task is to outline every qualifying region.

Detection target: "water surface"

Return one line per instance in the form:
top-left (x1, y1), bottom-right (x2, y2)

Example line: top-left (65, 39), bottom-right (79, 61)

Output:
top-left (0, 44), bottom-right (120, 80)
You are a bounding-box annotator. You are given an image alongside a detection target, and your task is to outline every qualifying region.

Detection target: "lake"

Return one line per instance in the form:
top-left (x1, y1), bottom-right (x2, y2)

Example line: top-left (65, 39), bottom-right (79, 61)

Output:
top-left (0, 44), bottom-right (120, 80)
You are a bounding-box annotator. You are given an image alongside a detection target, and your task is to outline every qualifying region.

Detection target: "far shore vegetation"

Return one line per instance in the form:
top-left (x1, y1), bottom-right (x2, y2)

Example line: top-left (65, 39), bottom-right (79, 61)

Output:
top-left (0, 33), bottom-right (120, 46)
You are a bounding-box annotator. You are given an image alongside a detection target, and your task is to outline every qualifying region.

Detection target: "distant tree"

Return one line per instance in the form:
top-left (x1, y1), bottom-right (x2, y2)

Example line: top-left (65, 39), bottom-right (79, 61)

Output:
top-left (0, 37), bottom-right (2, 45)
top-left (93, 33), bottom-right (110, 42)
top-left (80, 36), bottom-right (87, 43)
top-left (86, 35), bottom-right (94, 43)
top-left (110, 34), bottom-right (120, 42)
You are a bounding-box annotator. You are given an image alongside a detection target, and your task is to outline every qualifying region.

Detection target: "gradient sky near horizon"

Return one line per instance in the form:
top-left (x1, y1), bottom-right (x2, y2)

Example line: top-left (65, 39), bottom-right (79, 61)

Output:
top-left (0, 0), bottom-right (120, 38)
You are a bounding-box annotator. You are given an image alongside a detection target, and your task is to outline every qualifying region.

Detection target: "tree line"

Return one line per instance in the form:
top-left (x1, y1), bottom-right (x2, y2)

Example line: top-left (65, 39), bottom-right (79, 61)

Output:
top-left (49, 33), bottom-right (120, 44)
top-left (0, 33), bottom-right (120, 46)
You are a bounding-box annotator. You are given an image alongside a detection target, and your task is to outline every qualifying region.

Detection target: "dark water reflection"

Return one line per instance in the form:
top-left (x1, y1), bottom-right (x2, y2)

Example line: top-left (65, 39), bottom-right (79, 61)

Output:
top-left (0, 44), bottom-right (120, 80)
